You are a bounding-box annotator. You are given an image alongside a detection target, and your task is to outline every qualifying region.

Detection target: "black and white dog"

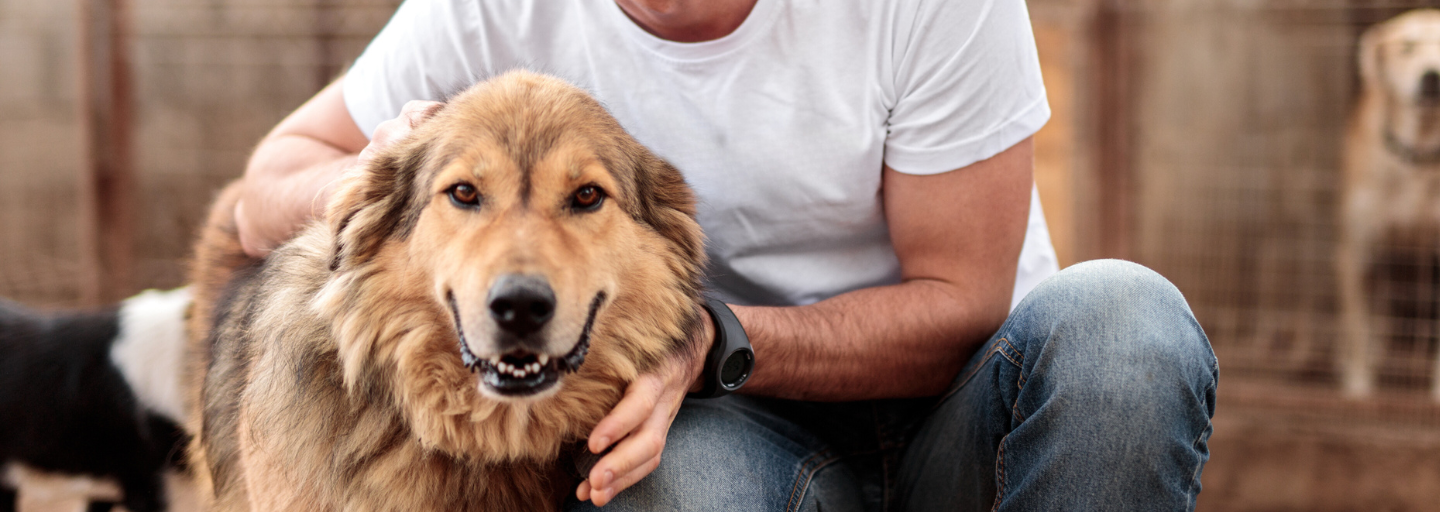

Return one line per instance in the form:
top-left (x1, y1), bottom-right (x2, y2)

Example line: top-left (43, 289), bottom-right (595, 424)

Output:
top-left (0, 288), bottom-right (190, 512)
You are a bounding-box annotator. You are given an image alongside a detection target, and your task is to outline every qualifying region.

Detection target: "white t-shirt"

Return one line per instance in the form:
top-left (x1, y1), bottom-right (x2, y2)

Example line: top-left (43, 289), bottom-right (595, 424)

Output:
top-left (345, 0), bottom-right (1058, 310)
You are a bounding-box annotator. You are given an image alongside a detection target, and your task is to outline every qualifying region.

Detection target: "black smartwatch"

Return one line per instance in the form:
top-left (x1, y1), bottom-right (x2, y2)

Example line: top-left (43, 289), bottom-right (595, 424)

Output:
top-left (689, 298), bottom-right (754, 399)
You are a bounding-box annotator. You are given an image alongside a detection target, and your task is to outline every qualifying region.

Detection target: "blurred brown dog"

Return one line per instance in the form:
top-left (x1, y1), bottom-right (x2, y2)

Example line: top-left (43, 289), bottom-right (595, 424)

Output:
top-left (1337, 9), bottom-right (1440, 399)
top-left (183, 71), bottom-right (705, 510)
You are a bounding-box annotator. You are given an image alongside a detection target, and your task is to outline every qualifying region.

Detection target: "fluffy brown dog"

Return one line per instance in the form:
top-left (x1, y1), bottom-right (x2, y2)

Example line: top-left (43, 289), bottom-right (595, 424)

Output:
top-left (1337, 9), bottom-right (1440, 400)
top-left (183, 71), bottom-right (705, 510)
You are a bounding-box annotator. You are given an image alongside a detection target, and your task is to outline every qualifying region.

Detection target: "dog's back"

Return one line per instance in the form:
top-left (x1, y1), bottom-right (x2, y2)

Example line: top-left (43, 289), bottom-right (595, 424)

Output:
top-left (180, 182), bottom-right (260, 509)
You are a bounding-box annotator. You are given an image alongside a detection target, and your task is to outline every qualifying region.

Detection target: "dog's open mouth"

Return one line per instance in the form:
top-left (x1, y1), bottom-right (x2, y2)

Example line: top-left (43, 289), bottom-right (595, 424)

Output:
top-left (449, 291), bottom-right (606, 397)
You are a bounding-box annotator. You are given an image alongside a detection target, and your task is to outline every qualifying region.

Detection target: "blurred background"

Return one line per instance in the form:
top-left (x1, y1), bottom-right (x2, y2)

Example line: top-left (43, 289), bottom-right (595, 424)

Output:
top-left (2, 0), bottom-right (1440, 509)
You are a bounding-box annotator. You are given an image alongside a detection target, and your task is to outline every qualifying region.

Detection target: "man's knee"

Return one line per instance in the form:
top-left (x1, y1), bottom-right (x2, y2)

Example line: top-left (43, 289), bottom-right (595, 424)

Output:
top-left (940, 260), bottom-right (1218, 511)
top-left (1007, 259), bottom-right (1217, 416)
top-left (1022, 259), bottom-right (1193, 325)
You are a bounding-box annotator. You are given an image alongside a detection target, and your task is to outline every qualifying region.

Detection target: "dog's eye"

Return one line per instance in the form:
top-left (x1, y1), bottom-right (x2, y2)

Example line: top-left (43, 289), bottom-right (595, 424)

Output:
top-left (448, 184), bottom-right (481, 208)
top-left (571, 185), bottom-right (605, 212)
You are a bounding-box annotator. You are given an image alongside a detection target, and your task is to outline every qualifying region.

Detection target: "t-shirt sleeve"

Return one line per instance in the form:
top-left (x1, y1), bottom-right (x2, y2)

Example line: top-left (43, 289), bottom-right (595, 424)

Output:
top-left (883, 0), bottom-right (1050, 175)
top-left (343, 0), bottom-right (485, 139)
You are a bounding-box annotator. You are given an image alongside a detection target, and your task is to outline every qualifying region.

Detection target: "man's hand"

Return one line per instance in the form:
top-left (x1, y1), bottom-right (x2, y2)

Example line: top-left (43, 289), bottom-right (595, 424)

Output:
top-left (576, 306), bottom-right (714, 506)
top-left (352, 100), bottom-right (445, 173)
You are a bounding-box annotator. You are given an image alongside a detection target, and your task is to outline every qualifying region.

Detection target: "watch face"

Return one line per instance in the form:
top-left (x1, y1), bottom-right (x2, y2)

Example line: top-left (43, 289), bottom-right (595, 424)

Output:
top-left (720, 349), bottom-right (754, 387)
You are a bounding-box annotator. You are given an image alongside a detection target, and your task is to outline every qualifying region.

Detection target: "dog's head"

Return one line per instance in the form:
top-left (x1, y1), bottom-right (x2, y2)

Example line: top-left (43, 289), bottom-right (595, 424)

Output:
top-left (314, 71), bottom-right (704, 458)
top-left (1361, 9), bottom-right (1440, 106)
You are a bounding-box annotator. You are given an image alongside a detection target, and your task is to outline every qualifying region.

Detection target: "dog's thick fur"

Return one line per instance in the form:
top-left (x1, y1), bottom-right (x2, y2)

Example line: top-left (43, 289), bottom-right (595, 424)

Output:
top-left (1337, 9), bottom-right (1440, 399)
top-left (184, 71), bottom-right (705, 510)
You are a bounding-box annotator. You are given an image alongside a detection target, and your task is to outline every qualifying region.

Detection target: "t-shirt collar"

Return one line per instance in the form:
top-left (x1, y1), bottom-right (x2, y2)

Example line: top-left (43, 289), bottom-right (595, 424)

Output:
top-left (605, 0), bottom-right (779, 62)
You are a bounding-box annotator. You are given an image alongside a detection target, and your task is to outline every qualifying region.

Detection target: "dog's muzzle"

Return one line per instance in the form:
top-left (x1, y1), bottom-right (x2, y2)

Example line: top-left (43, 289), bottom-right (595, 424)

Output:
top-left (449, 290), bottom-right (607, 398)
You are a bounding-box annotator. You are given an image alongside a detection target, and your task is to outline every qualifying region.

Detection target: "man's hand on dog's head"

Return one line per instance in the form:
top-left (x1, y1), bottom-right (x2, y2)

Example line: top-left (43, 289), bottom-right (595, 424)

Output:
top-left (235, 100), bottom-right (444, 258)
top-left (577, 304), bottom-right (715, 506)
top-left (353, 100), bottom-right (445, 175)
top-left (321, 100), bottom-right (446, 223)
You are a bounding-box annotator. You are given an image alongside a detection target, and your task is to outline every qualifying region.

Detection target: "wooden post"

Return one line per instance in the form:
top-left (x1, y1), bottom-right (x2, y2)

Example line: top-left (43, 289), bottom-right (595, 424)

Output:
top-left (1088, 0), bottom-right (1138, 260)
top-left (76, 0), bottom-right (135, 304)
top-left (315, 0), bottom-right (341, 90)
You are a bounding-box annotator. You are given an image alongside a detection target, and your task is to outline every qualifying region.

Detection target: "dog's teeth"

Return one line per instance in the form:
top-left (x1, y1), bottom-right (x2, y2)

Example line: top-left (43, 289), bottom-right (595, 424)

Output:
top-left (491, 359), bottom-right (548, 378)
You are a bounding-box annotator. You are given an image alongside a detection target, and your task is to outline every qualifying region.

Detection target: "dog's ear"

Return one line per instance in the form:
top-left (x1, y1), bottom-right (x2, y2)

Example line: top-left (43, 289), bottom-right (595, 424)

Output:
top-left (627, 148), bottom-right (705, 266)
top-left (1359, 20), bottom-right (1391, 92)
top-left (326, 143), bottom-right (432, 272)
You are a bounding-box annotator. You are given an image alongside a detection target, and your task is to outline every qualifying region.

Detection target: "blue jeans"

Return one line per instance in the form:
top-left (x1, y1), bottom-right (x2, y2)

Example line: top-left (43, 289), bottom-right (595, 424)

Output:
top-left (567, 260), bottom-right (1218, 511)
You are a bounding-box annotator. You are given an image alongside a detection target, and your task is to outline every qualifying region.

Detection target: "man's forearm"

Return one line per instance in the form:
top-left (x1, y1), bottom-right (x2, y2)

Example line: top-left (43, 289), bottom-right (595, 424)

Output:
top-left (232, 78), bottom-right (373, 257)
top-left (236, 135), bottom-right (356, 256)
top-left (735, 277), bottom-right (1011, 401)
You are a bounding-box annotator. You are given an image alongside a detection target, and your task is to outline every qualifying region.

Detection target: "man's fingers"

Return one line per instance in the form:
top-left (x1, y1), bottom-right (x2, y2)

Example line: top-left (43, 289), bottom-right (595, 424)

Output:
top-left (575, 479), bottom-right (592, 502)
top-left (589, 452), bottom-right (662, 507)
top-left (586, 391), bottom-right (679, 495)
top-left (588, 375), bottom-right (663, 453)
top-left (579, 348), bottom-right (700, 504)
top-left (588, 429), bottom-right (664, 490)
top-left (366, 118), bottom-right (408, 152)
top-left (400, 100), bottom-right (444, 126)
top-left (367, 101), bottom-right (445, 153)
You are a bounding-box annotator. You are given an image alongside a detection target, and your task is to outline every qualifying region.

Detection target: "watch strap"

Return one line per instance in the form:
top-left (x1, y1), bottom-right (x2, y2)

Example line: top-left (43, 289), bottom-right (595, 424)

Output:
top-left (689, 298), bottom-right (754, 399)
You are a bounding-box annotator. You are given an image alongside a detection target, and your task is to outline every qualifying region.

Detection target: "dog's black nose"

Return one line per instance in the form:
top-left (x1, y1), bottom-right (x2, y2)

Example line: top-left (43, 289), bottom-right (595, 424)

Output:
top-left (488, 274), bottom-right (556, 336)
top-left (1423, 70), bottom-right (1440, 101)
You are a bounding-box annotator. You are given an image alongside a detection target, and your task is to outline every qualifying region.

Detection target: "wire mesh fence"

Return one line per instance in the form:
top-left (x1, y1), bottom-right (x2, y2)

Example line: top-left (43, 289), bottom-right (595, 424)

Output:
top-left (1108, 0), bottom-right (1440, 416)
top-left (3, 0), bottom-right (1440, 508)
top-left (0, 0), bottom-right (399, 307)
top-left (0, 0), bottom-right (89, 306)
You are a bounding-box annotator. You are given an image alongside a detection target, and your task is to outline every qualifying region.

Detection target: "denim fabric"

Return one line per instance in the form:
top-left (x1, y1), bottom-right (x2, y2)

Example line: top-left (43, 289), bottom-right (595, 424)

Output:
top-left (566, 260), bottom-right (1218, 511)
